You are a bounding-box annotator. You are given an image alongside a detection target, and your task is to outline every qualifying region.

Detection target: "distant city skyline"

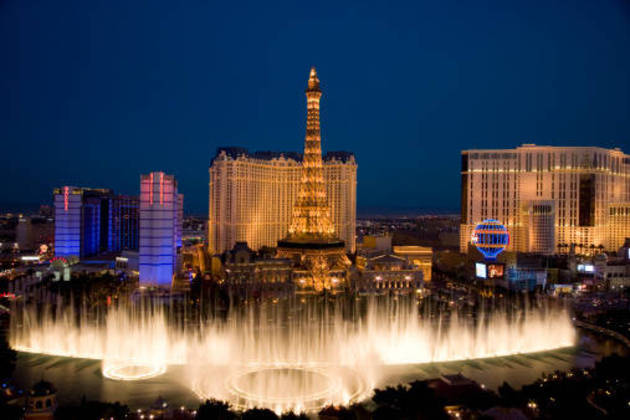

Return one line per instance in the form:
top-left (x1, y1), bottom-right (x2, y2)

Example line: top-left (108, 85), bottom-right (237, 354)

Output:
top-left (2, 0), bottom-right (629, 214)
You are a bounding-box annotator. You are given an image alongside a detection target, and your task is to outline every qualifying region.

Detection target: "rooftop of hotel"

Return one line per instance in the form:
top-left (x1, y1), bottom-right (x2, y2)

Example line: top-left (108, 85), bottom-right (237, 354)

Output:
top-left (461, 144), bottom-right (627, 155)
top-left (212, 147), bottom-right (355, 164)
top-left (392, 245), bottom-right (433, 255)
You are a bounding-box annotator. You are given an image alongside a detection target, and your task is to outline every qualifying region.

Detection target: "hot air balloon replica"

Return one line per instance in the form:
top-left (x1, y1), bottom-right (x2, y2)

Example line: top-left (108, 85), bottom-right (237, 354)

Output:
top-left (471, 219), bottom-right (510, 260)
top-left (471, 219), bottom-right (509, 280)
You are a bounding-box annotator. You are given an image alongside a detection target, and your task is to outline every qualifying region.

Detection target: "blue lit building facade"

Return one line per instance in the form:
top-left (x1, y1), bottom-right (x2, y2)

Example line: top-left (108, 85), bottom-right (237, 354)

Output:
top-left (504, 267), bottom-right (547, 292)
top-left (111, 195), bottom-right (140, 251)
top-left (53, 187), bottom-right (139, 258)
top-left (139, 172), bottom-right (183, 287)
top-left (53, 187), bottom-right (84, 258)
top-left (82, 193), bottom-right (109, 256)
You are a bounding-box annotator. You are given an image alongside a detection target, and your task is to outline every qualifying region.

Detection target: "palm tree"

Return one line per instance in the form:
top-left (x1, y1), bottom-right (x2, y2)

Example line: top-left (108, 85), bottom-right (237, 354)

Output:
top-left (558, 243), bottom-right (567, 254)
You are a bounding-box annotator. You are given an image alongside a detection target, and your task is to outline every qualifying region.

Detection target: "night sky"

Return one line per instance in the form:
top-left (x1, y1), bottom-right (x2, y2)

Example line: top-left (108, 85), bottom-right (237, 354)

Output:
top-left (2, 1), bottom-right (629, 215)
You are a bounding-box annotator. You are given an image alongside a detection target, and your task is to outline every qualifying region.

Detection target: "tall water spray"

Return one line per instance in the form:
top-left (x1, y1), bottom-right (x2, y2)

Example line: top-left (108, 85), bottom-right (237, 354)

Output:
top-left (10, 296), bottom-right (576, 413)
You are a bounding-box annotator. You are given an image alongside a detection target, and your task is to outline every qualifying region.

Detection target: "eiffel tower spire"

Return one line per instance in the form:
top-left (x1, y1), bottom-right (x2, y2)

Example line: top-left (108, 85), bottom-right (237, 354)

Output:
top-left (287, 67), bottom-right (335, 239)
top-left (278, 67), bottom-right (349, 293)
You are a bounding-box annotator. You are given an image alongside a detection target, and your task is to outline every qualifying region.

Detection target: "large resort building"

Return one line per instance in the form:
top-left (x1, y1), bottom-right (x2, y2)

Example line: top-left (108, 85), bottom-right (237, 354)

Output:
top-left (208, 149), bottom-right (357, 255)
top-left (460, 144), bottom-right (630, 255)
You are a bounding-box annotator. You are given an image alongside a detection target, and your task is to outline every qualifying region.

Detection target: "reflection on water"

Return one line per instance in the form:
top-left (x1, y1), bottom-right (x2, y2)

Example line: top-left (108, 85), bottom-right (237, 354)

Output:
top-left (13, 354), bottom-right (200, 409)
top-left (12, 331), bottom-right (625, 409)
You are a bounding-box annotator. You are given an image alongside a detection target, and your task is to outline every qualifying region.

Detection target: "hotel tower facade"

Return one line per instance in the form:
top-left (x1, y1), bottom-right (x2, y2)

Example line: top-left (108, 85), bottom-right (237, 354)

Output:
top-left (208, 72), bottom-right (357, 255)
top-left (139, 171), bottom-right (183, 286)
top-left (460, 144), bottom-right (630, 255)
top-left (53, 187), bottom-right (139, 258)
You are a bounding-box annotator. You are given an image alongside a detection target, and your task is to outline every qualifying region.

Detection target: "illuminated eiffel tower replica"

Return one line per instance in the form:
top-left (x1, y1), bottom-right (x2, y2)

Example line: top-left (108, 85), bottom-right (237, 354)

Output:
top-left (277, 67), bottom-right (351, 292)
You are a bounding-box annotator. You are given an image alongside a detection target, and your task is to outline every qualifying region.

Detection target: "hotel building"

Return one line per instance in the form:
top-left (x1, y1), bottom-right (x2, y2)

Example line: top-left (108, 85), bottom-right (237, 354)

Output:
top-left (54, 187), bottom-right (110, 258)
top-left (359, 254), bottom-right (423, 294)
top-left (208, 148), bottom-right (357, 254)
top-left (139, 171), bottom-right (183, 286)
top-left (111, 195), bottom-right (140, 252)
top-left (54, 187), bottom-right (139, 258)
top-left (460, 145), bottom-right (630, 255)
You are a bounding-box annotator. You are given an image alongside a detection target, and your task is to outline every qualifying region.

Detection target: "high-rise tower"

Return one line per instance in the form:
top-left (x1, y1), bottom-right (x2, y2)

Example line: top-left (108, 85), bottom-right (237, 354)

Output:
top-left (139, 172), bottom-right (183, 287)
top-left (287, 67), bottom-right (336, 239)
top-left (277, 67), bottom-right (350, 292)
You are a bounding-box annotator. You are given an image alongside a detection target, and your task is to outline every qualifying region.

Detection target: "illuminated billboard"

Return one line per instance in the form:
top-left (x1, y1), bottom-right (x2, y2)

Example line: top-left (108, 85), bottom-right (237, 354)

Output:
top-left (475, 262), bottom-right (504, 279)
top-left (487, 263), bottom-right (504, 279)
top-left (475, 262), bottom-right (487, 279)
top-left (577, 264), bottom-right (594, 273)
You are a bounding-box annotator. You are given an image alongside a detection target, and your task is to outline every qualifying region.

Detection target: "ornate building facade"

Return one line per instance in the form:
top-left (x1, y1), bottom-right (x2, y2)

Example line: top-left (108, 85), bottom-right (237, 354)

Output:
top-left (460, 145), bottom-right (630, 255)
top-left (222, 242), bottom-right (294, 295)
top-left (358, 254), bottom-right (423, 294)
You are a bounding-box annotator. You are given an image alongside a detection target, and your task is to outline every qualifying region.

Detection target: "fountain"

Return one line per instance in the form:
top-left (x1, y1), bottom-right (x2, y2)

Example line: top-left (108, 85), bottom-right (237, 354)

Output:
top-left (10, 296), bottom-right (576, 413)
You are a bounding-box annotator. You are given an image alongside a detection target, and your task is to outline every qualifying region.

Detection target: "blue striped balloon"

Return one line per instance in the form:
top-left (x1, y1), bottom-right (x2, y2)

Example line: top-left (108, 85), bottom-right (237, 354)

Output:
top-left (471, 219), bottom-right (510, 260)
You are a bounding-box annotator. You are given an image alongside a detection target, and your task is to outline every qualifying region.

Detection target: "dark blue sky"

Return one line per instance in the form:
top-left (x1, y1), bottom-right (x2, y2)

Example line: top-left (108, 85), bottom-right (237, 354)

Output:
top-left (2, 0), bottom-right (629, 214)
